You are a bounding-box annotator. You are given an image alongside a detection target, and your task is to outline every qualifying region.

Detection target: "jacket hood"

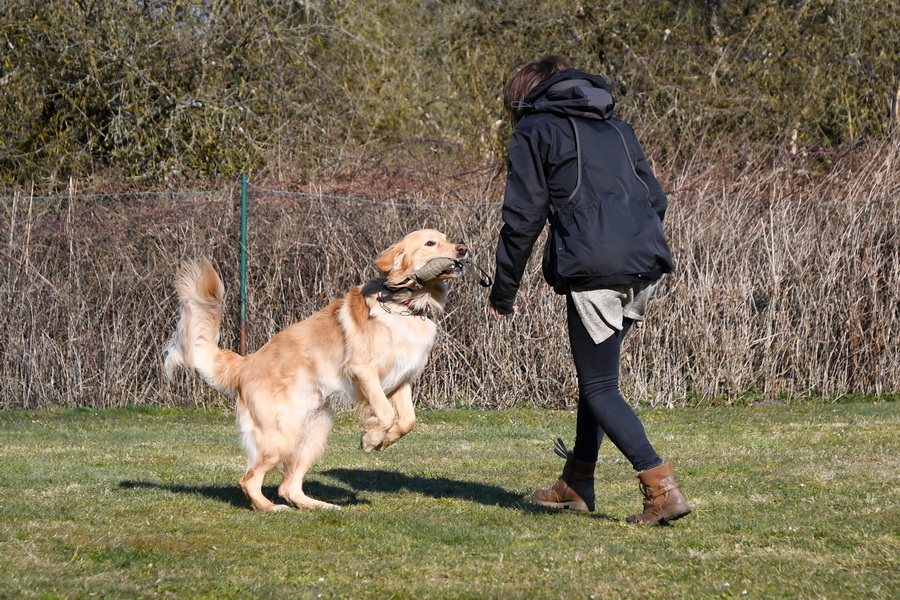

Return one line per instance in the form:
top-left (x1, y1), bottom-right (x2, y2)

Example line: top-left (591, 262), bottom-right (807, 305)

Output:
top-left (521, 69), bottom-right (615, 121)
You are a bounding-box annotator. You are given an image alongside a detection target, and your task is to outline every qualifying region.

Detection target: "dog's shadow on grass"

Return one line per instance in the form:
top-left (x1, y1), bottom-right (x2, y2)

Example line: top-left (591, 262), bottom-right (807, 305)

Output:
top-left (119, 471), bottom-right (518, 510)
top-left (120, 472), bottom-right (617, 520)
top-left (118, 480), bottom-right (363, 510)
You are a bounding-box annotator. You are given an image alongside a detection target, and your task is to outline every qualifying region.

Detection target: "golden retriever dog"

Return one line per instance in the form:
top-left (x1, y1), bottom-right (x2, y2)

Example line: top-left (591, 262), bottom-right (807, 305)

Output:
top-left (163, 229), bottom-right (468, 511)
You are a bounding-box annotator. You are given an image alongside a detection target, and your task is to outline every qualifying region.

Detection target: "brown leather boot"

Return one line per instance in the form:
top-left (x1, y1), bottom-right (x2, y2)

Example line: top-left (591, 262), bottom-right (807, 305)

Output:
top-left (531, 438), bottom-right (596, 512)
top-left (626, 463), bottom-right (691, 525)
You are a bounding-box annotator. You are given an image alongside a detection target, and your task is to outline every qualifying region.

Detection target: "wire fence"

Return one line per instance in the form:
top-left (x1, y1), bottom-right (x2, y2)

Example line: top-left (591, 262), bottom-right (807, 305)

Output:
top-left (2, 161), bottom-right (899, 410)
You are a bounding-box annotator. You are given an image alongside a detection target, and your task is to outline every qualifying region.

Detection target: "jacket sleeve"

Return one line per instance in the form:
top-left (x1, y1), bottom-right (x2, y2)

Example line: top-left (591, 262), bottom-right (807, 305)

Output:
top-left (489, 127), bottom-right (551, 312)
top-left (628, 128), bottom-right (669, 223)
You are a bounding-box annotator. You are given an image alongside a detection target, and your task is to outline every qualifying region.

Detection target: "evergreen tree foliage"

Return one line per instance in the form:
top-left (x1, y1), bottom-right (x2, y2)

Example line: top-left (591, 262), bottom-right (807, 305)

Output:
top-left (1, 0), bottom-right (897, 184)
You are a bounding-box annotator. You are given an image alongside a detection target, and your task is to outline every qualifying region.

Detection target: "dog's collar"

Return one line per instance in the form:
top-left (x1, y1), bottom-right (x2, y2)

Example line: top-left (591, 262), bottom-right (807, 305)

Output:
top-left (380, 299), bottom-right (430, 318)
top-left (381, 277), bottom-right (422, 293)
top-left (376, 281), bottom-right (430, 319)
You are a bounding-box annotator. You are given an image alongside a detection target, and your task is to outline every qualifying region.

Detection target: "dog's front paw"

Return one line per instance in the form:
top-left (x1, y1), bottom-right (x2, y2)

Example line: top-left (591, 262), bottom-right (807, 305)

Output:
top-left (360, 429), bottom-right (387, 453)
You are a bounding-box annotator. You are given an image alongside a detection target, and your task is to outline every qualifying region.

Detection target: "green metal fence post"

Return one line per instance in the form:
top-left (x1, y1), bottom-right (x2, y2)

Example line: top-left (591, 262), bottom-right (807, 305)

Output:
top-left (240, 174), bottom-right (248, 356)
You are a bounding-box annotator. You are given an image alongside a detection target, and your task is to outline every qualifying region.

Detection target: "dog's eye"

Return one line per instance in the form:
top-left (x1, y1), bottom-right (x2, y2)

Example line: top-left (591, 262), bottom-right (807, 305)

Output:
top-left (424, 241), bottom-right (436, 247)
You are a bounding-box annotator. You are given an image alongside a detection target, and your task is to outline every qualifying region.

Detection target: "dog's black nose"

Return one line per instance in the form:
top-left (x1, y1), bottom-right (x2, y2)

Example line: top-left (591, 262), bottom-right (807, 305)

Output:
top-left (456, 243), bottom-right (469, 257)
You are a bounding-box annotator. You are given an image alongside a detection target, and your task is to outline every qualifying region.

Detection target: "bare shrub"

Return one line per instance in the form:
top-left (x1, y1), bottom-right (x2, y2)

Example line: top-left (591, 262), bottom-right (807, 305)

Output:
top-left (2, 138), bottom-right (898, 409)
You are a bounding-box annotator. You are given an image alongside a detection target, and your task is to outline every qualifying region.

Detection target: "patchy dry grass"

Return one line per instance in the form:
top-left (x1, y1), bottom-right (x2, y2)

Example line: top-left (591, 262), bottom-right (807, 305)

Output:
top-left (0, 403), bottom-right (897, 598)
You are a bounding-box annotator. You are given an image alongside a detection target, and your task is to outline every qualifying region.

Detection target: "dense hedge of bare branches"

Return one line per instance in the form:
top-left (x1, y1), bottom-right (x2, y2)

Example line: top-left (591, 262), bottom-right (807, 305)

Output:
top-left (2, 1), bottom-right (898, 409)
top-left (2, 137), bottom-right (898, 410)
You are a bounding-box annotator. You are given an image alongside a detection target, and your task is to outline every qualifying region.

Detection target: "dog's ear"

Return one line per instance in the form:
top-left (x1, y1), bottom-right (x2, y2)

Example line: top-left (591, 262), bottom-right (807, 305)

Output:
top-left (374, 244), bottom-right (402, 274)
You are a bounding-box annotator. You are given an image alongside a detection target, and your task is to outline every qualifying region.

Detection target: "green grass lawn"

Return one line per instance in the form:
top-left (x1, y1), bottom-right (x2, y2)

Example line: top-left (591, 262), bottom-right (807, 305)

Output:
top-left (1, 403), bottom-right (897, 599)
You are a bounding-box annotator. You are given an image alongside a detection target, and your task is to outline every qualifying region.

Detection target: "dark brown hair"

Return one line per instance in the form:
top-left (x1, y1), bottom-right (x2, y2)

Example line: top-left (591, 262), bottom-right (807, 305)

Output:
top-left (503, 55), bottom-right (572, 123)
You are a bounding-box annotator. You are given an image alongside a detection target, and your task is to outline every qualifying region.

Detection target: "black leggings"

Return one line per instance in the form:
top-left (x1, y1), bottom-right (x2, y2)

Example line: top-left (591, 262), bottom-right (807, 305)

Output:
top-left (566, 294), bottom-right (662, 471)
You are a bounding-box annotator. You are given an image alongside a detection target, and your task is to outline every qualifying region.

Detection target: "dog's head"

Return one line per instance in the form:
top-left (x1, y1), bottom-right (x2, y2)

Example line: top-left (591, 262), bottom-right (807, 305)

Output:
top-left (375, 229), bottom-right (468, 288)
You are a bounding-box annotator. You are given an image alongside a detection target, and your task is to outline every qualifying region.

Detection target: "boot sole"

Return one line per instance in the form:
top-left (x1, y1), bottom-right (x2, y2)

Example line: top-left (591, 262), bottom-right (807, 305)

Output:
top-left (628, 506), bottom-right (692, 526)
top-left (531, 496), bottom-right (591, 512)
top-left (660, 507), bottom-right (691, 525)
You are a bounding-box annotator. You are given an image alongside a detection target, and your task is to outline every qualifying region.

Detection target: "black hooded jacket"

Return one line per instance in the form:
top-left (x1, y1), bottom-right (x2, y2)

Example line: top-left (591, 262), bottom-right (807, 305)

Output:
top-left (489, 69), bottom-right (674, 313)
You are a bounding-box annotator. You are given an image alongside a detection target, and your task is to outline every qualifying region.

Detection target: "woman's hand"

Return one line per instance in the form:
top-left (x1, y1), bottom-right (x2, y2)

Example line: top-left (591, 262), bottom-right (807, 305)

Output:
top-left (488, 303), bottom-right (519, 321)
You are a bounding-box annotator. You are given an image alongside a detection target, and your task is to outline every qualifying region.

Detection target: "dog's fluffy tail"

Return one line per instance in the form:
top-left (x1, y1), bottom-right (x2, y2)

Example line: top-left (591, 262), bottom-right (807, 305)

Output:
top-left (163, 259), bottom-right (244, 394)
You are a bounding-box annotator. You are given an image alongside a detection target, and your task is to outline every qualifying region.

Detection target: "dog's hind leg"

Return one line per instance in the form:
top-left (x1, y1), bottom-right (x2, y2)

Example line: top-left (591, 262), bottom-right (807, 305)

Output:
top-left (279, 407), bottom-right (339, 510)
top-left (239, 453), bottom-right (290, 512)
top-left (236, 402), bottom-right (291, 512)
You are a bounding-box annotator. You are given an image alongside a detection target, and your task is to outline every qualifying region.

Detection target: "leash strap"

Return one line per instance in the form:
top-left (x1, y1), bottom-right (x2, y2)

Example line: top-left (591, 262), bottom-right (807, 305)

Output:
top-left (458, 258), bottom-right (492, 288)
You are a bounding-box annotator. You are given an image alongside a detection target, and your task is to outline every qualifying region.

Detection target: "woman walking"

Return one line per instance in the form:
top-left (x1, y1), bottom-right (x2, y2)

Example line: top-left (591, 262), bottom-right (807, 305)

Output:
top-left (488, 56), bottom-right (690, 525)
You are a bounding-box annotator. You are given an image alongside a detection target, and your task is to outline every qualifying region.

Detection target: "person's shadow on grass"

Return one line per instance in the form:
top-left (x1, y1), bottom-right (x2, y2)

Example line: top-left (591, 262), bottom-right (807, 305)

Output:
top-left (322, 468), bottom-right (617, 520)
top-left (323, 468), bottom-right (523, 508)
